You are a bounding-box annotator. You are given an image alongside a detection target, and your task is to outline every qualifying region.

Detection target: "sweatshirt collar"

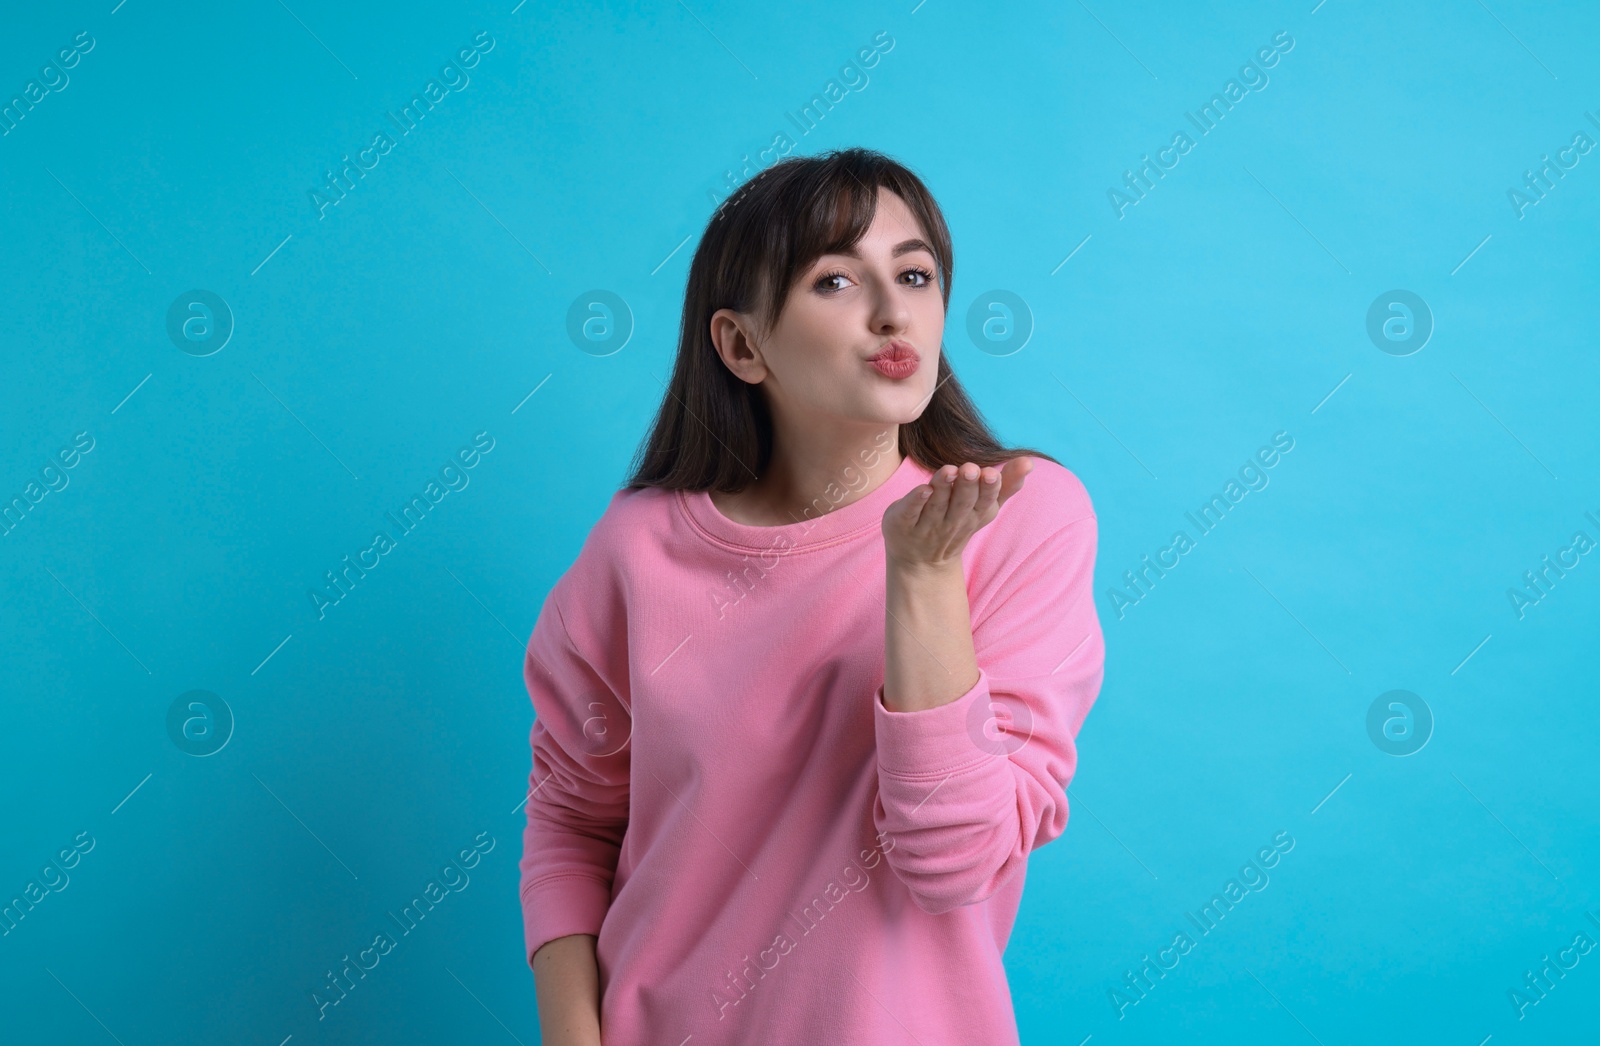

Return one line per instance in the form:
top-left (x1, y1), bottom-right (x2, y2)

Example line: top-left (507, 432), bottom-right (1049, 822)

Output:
top-left (677, 453), bottom-right (930, 553)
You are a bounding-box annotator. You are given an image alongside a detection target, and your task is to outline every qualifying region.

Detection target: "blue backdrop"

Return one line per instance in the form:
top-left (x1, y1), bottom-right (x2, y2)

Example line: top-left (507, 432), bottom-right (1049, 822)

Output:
top-left (3, 1), bottom-right (1597, 1043)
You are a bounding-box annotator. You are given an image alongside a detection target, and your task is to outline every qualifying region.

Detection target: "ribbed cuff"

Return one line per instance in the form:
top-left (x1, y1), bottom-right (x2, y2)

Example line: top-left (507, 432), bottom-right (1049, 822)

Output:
top-left (873, 667), bottom-right (994, 776)
top-left (521, 873), bottom-right (613, 968)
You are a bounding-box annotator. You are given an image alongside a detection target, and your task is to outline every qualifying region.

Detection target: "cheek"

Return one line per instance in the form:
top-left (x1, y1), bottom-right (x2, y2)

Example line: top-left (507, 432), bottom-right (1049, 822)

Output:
top-left (763, 337), bottom-right (853, 404)
top-left (917, 307), bottom-right (944, 362)
top-left (782, 315), bottom-right (858, 380)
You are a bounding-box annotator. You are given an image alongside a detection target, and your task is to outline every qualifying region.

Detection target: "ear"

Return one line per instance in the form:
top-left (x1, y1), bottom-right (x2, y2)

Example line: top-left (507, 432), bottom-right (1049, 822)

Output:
top-left (709, 308), bottom-right (768, 385)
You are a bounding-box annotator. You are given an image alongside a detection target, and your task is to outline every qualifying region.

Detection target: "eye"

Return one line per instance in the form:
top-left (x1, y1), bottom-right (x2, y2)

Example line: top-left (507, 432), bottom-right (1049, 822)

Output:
top-left (901, 266), bottom-right (936, 287)
top-left (814, 268), bottom-right (853, 293)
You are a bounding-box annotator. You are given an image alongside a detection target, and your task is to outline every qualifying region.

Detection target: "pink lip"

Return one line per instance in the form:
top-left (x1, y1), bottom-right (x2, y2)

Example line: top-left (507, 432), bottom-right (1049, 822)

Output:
top-left (867, 340), bottom-right (920, 379)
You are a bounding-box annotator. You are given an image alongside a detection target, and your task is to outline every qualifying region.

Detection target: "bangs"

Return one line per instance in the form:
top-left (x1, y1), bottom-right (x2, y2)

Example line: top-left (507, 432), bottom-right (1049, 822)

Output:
top-left (809, 169), bottom-right (881, 258)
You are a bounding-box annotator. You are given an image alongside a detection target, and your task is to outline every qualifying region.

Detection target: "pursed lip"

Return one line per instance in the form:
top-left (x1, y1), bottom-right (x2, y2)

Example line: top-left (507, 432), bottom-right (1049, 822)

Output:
top-left (867, 339), bottom-right (919, 362)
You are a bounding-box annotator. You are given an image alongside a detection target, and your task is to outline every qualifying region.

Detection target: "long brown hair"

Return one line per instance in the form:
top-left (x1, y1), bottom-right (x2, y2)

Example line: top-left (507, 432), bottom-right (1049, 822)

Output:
top-left (625, 146), bottom-right (1059, 492)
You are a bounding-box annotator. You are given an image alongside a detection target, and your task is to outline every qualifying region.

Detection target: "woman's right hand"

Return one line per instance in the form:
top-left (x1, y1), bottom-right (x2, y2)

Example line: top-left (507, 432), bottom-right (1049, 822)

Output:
top-left (532, 933), bottom-right (604, 1045)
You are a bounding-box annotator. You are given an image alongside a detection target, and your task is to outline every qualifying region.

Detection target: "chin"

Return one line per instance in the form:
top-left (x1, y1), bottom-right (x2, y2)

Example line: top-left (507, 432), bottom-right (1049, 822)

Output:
top-left (869, 400), bottom-right (929, 426)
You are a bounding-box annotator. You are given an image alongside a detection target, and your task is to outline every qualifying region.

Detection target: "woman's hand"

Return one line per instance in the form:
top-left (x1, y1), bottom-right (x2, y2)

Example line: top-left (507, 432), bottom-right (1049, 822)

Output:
top-left (878, 456), bottom-right (1034, 712)
top-left (882, 457), bottom-right (1034, 573)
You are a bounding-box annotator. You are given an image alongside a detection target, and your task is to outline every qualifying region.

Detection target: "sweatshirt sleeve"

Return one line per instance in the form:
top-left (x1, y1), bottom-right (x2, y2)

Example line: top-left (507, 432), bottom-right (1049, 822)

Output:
top-left (518, 588), bottom-right (632, 967)
top-left (871, 513), bottom-right (1103, 915)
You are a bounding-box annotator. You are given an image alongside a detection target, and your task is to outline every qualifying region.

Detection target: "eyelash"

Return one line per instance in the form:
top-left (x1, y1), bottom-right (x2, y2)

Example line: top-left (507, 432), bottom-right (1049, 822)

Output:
top-left (814, 266), bottom-right (936, 292)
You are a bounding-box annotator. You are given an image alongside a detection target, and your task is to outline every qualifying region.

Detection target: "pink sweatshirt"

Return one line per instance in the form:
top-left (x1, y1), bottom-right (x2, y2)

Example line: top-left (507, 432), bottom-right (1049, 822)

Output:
top-left (518, 451), bottom-right (1104, 1045)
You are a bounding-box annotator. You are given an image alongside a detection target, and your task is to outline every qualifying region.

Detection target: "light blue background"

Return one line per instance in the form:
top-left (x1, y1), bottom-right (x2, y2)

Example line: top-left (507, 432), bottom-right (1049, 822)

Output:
top-left (3, 0), bottom-right (1598, 1042)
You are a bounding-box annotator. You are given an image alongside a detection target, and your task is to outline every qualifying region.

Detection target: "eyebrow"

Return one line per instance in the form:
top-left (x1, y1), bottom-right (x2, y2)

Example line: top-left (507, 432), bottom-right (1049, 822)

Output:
top-left (824, 238), bottom-right (937, 261)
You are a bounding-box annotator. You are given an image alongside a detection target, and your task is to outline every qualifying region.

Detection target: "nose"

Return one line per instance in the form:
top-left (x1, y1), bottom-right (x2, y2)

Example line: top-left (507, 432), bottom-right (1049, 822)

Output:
top-left (869, 274), bottom-right (912, 336)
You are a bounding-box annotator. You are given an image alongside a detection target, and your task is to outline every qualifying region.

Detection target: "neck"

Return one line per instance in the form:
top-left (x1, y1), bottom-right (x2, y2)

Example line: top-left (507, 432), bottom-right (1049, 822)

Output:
top-left (719, 419), bottom-right (904, 526)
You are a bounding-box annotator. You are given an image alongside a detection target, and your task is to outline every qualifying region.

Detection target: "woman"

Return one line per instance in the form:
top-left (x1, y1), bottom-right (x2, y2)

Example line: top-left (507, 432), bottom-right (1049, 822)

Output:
top-left (520, 147), bottom-right (1104, 1045)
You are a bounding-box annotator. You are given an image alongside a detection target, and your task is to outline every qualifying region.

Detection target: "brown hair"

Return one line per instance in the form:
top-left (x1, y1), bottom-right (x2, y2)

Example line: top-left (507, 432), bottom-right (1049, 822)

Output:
top-left (625, 146), bottom-right (1059, 492)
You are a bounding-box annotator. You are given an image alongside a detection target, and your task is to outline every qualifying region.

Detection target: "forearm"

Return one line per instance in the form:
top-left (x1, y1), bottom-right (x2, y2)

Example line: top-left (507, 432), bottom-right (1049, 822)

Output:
top-left (532, 933), bottom-right (603, 1045)
top-left (882, 560), bottom-right (979, 713)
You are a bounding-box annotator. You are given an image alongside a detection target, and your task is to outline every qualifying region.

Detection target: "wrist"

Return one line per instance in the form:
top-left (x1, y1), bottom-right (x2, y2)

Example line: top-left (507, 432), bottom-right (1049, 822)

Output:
top-left (887, 556), bottom-right (964, 585)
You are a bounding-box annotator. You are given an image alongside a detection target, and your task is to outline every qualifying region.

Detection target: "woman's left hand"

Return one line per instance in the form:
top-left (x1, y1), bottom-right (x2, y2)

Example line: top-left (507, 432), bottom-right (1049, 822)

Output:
top-left (882, 457), bottom-right (1034, 572)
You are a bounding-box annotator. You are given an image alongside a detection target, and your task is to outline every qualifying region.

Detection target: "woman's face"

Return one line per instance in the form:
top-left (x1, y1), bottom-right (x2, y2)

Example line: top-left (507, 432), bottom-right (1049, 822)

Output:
top-left (717, 186), bottom-right (946, 433)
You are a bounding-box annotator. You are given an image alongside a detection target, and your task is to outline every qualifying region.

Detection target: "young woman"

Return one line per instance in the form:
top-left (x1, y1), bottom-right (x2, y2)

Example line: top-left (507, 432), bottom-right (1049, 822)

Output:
top-left (519, 148), bottom-right (1105, 1045)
